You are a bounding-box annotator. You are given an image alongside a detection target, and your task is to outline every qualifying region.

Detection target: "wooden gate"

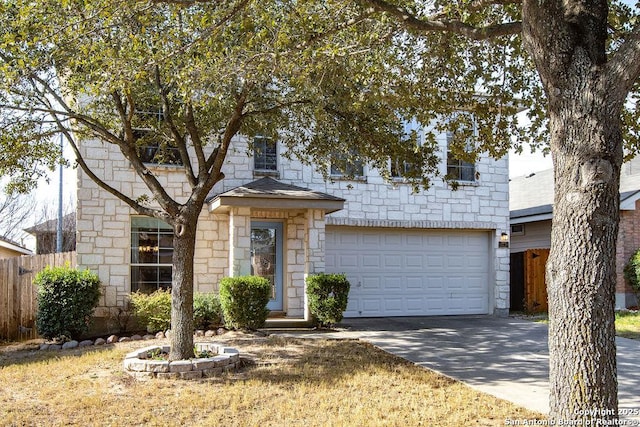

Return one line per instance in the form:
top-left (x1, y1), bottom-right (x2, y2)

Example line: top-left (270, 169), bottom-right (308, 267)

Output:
top-left (0, 251), bottom-right (76, 341)
top-left (524, 248), bottom-right (550, 313)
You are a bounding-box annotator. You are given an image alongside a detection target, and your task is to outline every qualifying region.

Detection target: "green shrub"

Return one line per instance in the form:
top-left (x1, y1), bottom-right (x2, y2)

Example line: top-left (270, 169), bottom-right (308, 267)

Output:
top-left (219, 276), bottom-right (271, 330)
top-left (624, 249), bottom-right (640, 298)
top-left (193, 293), bottom-right (223, 330)
top-left (306, 273), bottom-right (350, 327)
top-left (35, 265), bottom-right (101, 340)
top-left (129, 289), bottom-right (172, 333)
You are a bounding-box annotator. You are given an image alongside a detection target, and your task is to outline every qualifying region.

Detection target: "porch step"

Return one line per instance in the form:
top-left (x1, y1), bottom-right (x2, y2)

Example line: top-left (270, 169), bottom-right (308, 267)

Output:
top-left (263, 318), bottom-right (315, 329)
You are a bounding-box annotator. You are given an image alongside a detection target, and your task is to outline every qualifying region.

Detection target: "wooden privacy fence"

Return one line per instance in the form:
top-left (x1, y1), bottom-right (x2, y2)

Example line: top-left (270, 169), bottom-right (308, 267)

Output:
top-left (0, 251), bottom-right (76, 341)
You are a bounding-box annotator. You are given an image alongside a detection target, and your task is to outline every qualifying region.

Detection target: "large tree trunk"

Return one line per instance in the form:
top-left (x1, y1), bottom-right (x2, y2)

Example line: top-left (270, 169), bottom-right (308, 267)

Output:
top-left (546, 99), bottom-right (621, 421)
top-left (168, 216), bottom-right (198, 361)
top-left (523, 0), bottom-right (623, 422)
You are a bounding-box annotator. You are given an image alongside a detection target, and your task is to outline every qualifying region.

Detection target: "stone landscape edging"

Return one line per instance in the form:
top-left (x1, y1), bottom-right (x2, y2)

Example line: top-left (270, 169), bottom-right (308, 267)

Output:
top-left (123, 342), bottom-right (240, 379)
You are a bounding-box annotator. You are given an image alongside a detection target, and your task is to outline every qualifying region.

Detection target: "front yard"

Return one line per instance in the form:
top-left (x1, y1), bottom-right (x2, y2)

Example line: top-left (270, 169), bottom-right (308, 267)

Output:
top-left (0, 333), bottom-right (541, 426)
top-left (523, 310), bottom-right (640, 340)
top-left (615, 310), bottom-right (640, 339)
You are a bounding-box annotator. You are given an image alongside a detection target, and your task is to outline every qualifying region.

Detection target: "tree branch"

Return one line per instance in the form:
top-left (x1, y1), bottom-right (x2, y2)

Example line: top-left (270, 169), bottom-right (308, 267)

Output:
top-left (153, 65), bottom-right (197, 187)
top-left (359, 0), bottom-right (522, 40)
top-left (607, 25), bottom-right (640, 99)
top-left (111, 91), bottom-right (181, 217)
top-left (53, 116), bottom-right (168, 222)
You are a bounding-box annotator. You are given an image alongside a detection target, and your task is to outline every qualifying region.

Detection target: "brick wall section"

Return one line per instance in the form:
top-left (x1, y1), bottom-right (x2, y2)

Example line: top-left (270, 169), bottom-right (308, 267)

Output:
top-left (616, 199), bottom-right (640, 304)
top-left (78, 131), bottom-right (510, 317)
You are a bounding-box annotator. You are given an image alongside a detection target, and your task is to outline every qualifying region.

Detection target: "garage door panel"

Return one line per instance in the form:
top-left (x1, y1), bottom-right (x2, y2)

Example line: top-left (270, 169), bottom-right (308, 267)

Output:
top-left (426, 276), bottom-right (445, 290)
top-left (384, 254), bottom-right (403, 269)
top-left (426, 255), bottom-right (445, 268)
top-left (405, 255), bottom-right (423, 268)
top-left (446, 256), bottom-right (465, 269)
top-left (384, 298), bottom-right (404, 313)
top-left (382, 277), bottom-right (402, 290)
top-left (326, 227), bottom-right (490, 317)
top-left (362, 276), bottom-right (381, 290)
top-left (384, 234), bottom-right (402, 246)
top-left (362, 254), bottom-right (381, 268)
top-left (406, 276), bottom-right (424, 289)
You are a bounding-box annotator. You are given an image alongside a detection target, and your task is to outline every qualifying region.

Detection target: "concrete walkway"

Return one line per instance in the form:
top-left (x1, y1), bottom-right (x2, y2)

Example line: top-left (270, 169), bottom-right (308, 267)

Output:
top-left (271, 315), bottom-right (640, 418)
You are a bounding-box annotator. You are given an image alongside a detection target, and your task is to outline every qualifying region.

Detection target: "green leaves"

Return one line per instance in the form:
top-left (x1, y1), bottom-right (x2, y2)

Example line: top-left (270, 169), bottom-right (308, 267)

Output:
top-left (34, 265), bottom-right (101, 340)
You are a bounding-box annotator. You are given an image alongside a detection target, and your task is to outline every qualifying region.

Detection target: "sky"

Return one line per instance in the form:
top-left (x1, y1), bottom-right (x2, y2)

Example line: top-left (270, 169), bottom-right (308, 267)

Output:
top-left (508, 145), bottom-right (553, 179)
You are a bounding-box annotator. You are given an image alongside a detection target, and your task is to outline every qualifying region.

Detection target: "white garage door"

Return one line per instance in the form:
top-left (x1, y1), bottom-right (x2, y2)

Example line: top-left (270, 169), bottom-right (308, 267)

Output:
top-left (325, 227), bottom-right (491, 317)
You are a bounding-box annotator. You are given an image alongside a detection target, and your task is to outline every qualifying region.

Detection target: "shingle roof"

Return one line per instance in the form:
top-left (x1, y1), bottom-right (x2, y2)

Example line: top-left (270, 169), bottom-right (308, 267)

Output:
top-left (0, 235), bottom-right (32, 255)
top-left (510, 159), bottom-right (640, 220)
top-left (208, 177), bottom-right (345, 213)
top-left (24, 212), bottom-right (76, 235)
top-left (216, 177), bottom-right (344, 201)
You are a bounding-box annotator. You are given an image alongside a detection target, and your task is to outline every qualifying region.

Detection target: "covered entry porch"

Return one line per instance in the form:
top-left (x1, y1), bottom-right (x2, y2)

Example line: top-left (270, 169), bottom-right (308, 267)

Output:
top-left (208, 177), bottom-right (344, 320)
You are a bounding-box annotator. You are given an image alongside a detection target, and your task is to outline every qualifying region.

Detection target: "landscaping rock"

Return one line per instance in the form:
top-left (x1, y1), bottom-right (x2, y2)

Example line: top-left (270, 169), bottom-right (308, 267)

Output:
top-left (204, 330), bottom-right (216, 337)
top-left (79, 340), bottom-right (94, 347)
top-left (217, 328), bottom-right (226, 335)
top-left (155, 332), bottom-right (165, 339)
top-left (169, 360), bottom-right (193, 373)
top-left (106, 335), bottom-right (119, 344)
top-left (130, 334), bottom-right (142, 341)
top-left (48, 344), bottom-right (62, 350)
top-left (62, 340), bottom-right (79, 350)
top-left (118, 337), bottom-right (131, 343)
top-left (195, 330), bottom-right (205, 337)
top-left (39, 344), bottom-right (50, 351)
top-left (143, 334), bottom-right (155, 340)
top-left (94, 338), bottom-right (106, 346)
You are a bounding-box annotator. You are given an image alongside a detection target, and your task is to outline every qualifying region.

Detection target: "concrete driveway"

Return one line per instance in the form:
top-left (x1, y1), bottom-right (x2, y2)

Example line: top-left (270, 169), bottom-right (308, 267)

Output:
top-left (331, 316), bottom-right (640, 417)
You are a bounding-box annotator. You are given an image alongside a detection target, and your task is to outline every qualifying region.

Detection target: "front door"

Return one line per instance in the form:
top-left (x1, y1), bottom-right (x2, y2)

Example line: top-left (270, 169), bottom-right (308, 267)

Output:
top-left (250, 221), bottom-right (283, 311)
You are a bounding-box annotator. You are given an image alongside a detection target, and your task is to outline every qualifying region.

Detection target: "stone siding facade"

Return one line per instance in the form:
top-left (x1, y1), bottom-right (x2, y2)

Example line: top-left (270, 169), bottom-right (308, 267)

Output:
top-left (77, 131), bottom-right (510, 318)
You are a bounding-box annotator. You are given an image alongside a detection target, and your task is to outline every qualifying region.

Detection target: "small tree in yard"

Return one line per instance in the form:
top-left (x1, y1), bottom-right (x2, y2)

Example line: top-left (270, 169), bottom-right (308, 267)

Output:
top-left (35, 265), bottom-right (101, 341)
top-left (306, 273), bottom-right (350, 328)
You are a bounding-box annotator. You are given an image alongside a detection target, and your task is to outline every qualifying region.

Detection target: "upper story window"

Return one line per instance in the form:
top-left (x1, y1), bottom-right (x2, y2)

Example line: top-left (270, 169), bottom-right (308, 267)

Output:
top-left (392, 120), bottom-right (423, 179)
top-left (132, 108), bottom-right (182, 166)
top-left (391, 156), bottom-right (420, 178)
top-left (130, 216), bottom-right (173, 293)
top-left (330, 151), bottom-right (365, 179)
top-left (253, 136), bottom-right (277, 172)
top-left (446, 114), bottom-right (477, 183)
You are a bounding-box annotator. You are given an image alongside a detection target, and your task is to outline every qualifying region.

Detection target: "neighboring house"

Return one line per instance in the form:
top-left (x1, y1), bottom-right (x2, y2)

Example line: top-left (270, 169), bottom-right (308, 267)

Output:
top-left (510, 162), bottom-right (640, 310)
top-left (76, 122), bottom-right (510, 321)
top-left (0, 236), bottom-right (32, 259)
top-left (24, 213), bottom-right (77, 255)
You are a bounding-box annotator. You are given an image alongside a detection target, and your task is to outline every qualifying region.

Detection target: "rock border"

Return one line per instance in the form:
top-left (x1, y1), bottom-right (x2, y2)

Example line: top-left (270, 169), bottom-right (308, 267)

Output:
top-left (123, 342), bottom-right (240, 379)
top-left (37, 328), bottom-right (227, 351)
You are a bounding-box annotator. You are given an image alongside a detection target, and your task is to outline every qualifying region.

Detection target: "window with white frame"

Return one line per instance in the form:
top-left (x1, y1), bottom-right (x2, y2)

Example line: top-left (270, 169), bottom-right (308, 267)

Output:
top-left (330, 151), bottom-right (364, 178)
top-left (130, 216), bottom-right (173, 293)
top-left (253, 136), bottom-right (277, 171)
top-left (446, 114), bottom-right (477, 182)
top-left (132, 107), bottom-right (182, 165)
top-left (391, 119), bottom-right (423, 178)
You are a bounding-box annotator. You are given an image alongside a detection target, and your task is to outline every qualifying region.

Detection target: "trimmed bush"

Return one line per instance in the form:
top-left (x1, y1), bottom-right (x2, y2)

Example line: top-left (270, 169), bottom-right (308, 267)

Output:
top-left (129, 289), bottom-right (172, 333)
top-left (624, 249), bottom-right (640, 298)
top-left (306, 273), bottom-right (350, 327)
top-left (219, 276), bottom-right (271, 330)
top-left (193, 293), bottom-right (223, 330)
top-left (35, 265), bottom-right (101, 340)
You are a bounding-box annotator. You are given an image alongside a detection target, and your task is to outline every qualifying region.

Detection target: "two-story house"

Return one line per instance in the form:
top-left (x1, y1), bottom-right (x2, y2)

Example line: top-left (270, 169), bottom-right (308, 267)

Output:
top-left (76, 122), bottom-right (510, 322)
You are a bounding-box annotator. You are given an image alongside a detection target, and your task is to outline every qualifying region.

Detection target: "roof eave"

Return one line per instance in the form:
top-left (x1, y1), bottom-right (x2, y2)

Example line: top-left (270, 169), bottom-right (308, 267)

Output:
top-left (209, 196), bottom-right (345, 214)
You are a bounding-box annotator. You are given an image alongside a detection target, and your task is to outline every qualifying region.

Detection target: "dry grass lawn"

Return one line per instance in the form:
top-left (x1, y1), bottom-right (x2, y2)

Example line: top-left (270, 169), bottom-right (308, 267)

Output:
top-left (0, 333), bottom-right (542, 426)
top-left (615, 311), bottom-right (640, 339)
